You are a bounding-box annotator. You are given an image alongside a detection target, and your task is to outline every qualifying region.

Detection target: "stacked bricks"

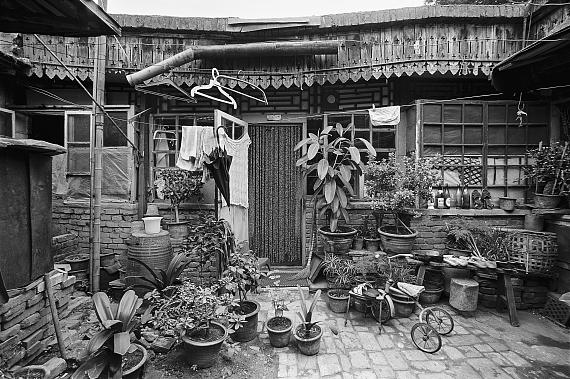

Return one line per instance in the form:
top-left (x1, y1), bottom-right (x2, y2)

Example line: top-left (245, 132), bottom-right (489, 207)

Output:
top-left (304, 201), bottom-right (525, 257)
top-left (52, 232), bottom-right (79, 262)
top-left (0, 270), bottom-right (76, 369)
top-left (475, 273), bottom-right (550, 309)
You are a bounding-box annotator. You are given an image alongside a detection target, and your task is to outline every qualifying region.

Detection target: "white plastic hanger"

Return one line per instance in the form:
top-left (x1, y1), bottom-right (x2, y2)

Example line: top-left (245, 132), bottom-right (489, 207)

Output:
top-left (135, 72), bottom-right (197, 104)
top-left (213, 69), bottom-right (268, 105)
top-left (191, 69), bottom-right (238, 109)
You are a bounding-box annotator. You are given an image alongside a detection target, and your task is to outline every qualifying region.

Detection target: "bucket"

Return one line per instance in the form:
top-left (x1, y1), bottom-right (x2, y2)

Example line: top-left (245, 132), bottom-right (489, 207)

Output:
top-left (524, 214), bottom-right (544, 232)
top-left (127, 230), bottom-right (173, 295)
top-left (142, 216), bottom-right (163, 234)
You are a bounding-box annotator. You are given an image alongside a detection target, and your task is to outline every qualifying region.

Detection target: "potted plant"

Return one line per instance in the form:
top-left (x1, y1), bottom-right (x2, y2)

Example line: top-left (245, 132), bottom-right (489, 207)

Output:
top-left (362, 214), bottom-right (381, 252)
top-left (71, 290), bottom-right (148, 379)
top-left (125, 252), bottom-right (192, 295)
top-left (323, 253), bottom-right (356, 289)
top-left (445, 222), bottom-right (474, 257)
top-left (293, 286), bottom-right (323, 356)
top-left (365, 153), bottom-right (441, 255)
top-left (220, 244), bottom-right (263, 342)
top-left (155, 169), bottom-right (204, 237)
top-left (147, 280), bottom-right (241, 369)
top-left (525, 142), bottom-right (570, 208)
top-left (327, 288), bottom-right (350, 314)
top-left (266, 298), bottom-right (293, 347)
top-left (295, 122), bottom-right (376, 255)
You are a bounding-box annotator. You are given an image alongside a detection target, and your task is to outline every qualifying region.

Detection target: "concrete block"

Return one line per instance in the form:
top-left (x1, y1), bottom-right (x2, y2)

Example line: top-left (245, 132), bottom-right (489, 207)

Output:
top-left (22, 329), bottom-right (44, 349)
top-left (0, 324), bottom-right (21, 342)
top-left (27, 292), bottom-right (46, 308)
top-left (17, 317), bottom-right (48, 341)
top-left (44, 357), bottom-right (67, 379)
top-left (21, 312), bottom-right (41, 329)
top-left (25, 340), bottom-right (45, 358)
top-left (151, 336), bottom-right (176, 353)
top-left (1, 301), bottom-right (26, 322)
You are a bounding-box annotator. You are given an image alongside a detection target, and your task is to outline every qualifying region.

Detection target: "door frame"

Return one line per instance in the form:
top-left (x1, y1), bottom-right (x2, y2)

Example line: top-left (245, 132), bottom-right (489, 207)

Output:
top-left (241, 113), bottom-right (307, 265)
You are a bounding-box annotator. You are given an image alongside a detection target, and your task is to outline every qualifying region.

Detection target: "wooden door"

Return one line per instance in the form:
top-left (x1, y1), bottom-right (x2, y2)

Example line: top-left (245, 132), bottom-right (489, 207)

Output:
top-left (248, 124), bottom-right (301, 266)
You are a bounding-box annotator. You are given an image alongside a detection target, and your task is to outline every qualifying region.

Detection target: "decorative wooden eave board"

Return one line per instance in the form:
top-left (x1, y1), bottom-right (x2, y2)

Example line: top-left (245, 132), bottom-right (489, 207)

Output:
top-left (226, 16), bottom-right (321, 32)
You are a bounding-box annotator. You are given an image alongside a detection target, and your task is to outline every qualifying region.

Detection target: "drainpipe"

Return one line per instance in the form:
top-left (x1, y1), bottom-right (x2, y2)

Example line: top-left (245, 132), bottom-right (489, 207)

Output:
top-left (126, 40), bottom-right (339, 86)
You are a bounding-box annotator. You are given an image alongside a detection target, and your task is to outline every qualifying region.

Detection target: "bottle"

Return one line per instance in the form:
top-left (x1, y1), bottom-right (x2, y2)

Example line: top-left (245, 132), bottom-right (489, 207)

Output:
top-left (449, 187), bottom-right (456, 208)
top-left (436, 186), bottom-right (445, 209)
top-left (462, 185), bottom-right (470, 209)
top-left (455, 187), bottom-right (463, 209)
top-left (444, 184), bottom-right (451, 209)
top-left (427, 186), bottom-right (435, 210)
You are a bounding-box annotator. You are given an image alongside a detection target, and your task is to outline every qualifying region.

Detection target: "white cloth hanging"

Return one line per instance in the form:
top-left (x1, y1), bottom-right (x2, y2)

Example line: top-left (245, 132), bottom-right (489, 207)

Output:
top-left (368, 105), bottom-right (401, 126)
top-left (221, 132), bottom-right (251, 208)
top-left (176, 125), bottom-right (204, 171)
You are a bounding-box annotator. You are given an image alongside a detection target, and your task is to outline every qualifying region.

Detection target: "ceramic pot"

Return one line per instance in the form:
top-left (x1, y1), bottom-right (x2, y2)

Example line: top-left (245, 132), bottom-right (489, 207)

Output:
top-left (318, 227), bottom-right (358, 255)
top-left (182, 322), bottom-right (228, 369)
top-left (364, 237), bottom-right (381, 252)
top-left (266, 316), bottom-right (292, 348)
top-left (391, 296), bottom-right (415, 317)
top-left (231, 300), bottom-right (260, 342)
top-left (534, 193), bottom-right (562, 209)
top-left (293, 324), bottom-right (322, 356)
top-left (142, 216), bottom-right (163, 234)
top-left (327, 289), bottom-right (349, 313)
top-left (123, 343), bottom-right (148, 379)
top-left (498, 197), bottom-right (516, 212)
top-left (353, 237), bottom-right (364, 250)
top-left (65, 253), bottom-right (90, 271)
top-left (524, 214), bottom-right (544, 232)
top-left (419, 287), bottom-right (444, 305)
top-left (378, 226), bottom-right (418, 255)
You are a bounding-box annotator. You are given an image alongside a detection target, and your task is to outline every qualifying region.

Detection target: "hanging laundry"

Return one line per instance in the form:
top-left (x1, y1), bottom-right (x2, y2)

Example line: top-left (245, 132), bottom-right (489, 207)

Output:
top-left (221, 132), bottom-right (251, 208)
top-left (176, 125), bottom-right (204, 171)
top-left (368, 105), bottom-right (401, 126)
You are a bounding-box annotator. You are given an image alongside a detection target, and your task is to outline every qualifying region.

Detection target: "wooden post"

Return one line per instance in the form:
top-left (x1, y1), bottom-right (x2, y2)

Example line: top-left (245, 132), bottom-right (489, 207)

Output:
top-left (91, 0), bottom-right (107, 293)
top-left (44, 273), bottom-right (68, 360)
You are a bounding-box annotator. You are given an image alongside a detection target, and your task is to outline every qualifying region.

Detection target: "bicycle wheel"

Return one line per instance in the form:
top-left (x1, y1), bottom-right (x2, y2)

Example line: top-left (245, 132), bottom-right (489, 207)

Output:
top-left (371, 297), bottom-right (391, 324)
top-left (410, 322), bottom-right (442, 354)
top-left (424, 307), bottom-right (454, 335)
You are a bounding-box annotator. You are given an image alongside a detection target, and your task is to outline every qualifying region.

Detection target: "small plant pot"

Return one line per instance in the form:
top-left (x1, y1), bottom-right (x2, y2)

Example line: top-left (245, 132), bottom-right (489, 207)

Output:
top-left (182, 322), bottom-right (228, 369)
top-left (353, 237), bottom-right (364, 250)
top-left (293, 324), bottom-right (323, 356)
top-left (364, 237), bottom-right (381, 252)
top-left (142, 216), bottom-right (163, 234)
top-left (318, 226), bottom-right (357, 255)
top-left (266, 316), bottom-right (292, 348)
top-left (231, 300), bottom-right (260, 342)
top-left (498, 197), bottom-right (517, 212)
top-left (123, 343), bottom-right (149, 379)
top-left (419, 287), bottom-right (443, 305)
top-left (327, 289), bottom-right (350, 313)
top-left (534, 193), bottom-right (562, 209)
top-left (166, 221), bottom-right (189, 239)
top-left (378, 226), bottom-right (418, 255)
top-left (391, 296), bottom-right (415, 317)
top-left (65, 253), bottom-right (90, 271)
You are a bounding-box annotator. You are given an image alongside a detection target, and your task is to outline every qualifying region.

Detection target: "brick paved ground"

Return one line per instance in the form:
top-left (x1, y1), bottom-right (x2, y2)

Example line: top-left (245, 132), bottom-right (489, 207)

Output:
top-left (253, 287), bottom-right (570, 379)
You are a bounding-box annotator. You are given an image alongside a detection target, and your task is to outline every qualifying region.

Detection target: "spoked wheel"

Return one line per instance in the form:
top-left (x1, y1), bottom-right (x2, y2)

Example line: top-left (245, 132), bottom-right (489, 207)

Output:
top-left (410, 322), bottom-right (442, 354)
top-left (423, 307), bottom-right (454, 335)
top-left (371, 297), bottom-right (391, 324)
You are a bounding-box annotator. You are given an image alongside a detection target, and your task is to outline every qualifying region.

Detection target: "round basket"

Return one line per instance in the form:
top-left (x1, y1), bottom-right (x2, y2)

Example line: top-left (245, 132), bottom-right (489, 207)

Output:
top-left (503, 228), bottom-right (558, 275)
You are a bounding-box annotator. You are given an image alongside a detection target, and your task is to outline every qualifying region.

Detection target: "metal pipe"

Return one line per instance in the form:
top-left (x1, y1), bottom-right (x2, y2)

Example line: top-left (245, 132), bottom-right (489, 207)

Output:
top-left (126, 40), bottom-right (339, 86)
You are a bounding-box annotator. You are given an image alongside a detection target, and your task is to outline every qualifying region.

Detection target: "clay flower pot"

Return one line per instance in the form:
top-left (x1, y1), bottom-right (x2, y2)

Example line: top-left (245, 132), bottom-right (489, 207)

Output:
top-left (266, 316), bottom-right (292, 348)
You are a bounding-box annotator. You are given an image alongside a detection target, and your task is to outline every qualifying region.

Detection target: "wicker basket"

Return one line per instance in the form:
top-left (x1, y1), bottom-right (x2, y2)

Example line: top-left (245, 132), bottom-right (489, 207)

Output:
top-left (503, 228), bottom-right (558, 275)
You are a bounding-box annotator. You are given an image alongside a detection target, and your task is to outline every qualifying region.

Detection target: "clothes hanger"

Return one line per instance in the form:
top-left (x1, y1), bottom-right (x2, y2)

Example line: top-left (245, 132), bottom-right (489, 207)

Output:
top-left (135, 72), bottom-right (197, 104)
top-left (213, 69), bottom-right (268, 105)
top-left (190, 69), bottom-right (238, 109)
top-left (152, 129), bottom-right (177, 141)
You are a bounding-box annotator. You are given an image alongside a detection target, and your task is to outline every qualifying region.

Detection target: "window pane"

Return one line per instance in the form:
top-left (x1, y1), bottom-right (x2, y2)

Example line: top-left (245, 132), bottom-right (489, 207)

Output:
top-left (0, 111), bottom-right (12, 137)
top-left (103, 111), bottom-right (128, 147)
top-left (67, 114), bottom-right (90, 142)
top-left (464, 146), bottom-right (482, 155)
top-left (464, 126), bottom-right (483, 144)
top-left (354, 129), bottom-right (369, 149)
top-left (527, 105), bottom-right (548, 123)
top-left (464, 105), bottom-right (483, 123)
top-left (424, 146), bottom-right (442, 156)
top-left (488, 126), bottom-right (506, 144)
top-left (424, 126), bottom-right (441, 144)
top-left (67, 145), bottom-right (90, 173)
top-left (423, 105), bottom-right (441, 123)
top-left (528, 126), bottom-right (548, 145)
top-left (443, 105), bottom-right (462, 123)
top-left (353, 114), bottom-right (369, 129)
top-left (506, 125), bottom-right (525, 144)
top-left (488, 105), bottom-right (506, 123)
top-left (154, 153), bottom-right (177, 168)
top-left (372, 131), bottom-right (395, 149)
top-left (443, 126), bottom-right (461, 144)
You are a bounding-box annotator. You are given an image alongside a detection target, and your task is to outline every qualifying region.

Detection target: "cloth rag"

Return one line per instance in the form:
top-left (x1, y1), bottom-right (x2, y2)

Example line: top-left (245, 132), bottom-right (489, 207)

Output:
top-left (368, 105), bottom-right (401, 126)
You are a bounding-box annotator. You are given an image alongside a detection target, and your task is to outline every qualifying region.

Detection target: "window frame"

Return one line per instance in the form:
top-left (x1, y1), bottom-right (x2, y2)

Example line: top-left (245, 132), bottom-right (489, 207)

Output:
top-left (0, 107), bottom-right (16, 138)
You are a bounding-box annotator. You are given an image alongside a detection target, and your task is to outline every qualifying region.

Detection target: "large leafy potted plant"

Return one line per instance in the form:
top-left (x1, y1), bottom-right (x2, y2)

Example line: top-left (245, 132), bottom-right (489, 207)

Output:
top-left (525, 142), bottom-right (570, 208)
top-left (147, 280), bottom-right (241, 369)
top-left (219, 244), bottom-right (263, 342)
top-left (365, 153), bottom-right (440, 255)
top-left (155, 170), bottom-right (203, 238)
top-left (295, 122), bottom-right (376, 255)
top-left (71, 290), bottom-right (148, 379)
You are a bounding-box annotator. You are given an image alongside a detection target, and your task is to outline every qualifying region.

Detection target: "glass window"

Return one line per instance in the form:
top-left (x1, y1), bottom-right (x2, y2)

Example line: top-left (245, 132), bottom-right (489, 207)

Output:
top-left (0, 108), bottom-right (15, 138)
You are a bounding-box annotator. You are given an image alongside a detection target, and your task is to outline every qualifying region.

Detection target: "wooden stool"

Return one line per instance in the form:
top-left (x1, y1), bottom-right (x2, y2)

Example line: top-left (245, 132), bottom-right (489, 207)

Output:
top-left (450, 278), bottom-right (479, 312)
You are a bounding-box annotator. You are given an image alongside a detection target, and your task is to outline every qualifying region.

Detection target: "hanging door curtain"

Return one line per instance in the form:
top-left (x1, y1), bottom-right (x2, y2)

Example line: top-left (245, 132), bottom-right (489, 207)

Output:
top-left (203, 126), bottom-right (232, 205)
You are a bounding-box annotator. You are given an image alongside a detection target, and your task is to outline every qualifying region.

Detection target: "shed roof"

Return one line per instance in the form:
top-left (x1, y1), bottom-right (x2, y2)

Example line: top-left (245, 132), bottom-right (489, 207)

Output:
top-left (0, 138), bottom-right (66, 156)
top-left (1, 0), bottom-right (121, 36)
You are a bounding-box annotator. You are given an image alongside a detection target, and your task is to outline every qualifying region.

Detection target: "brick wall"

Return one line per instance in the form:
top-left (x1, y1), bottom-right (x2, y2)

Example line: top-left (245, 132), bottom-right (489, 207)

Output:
top-left (0, 271), bottom-right (76, 369)
top-left (52, 233), bottom-right (79, 262)
top-left (304, 200), bottom-right (527, 257)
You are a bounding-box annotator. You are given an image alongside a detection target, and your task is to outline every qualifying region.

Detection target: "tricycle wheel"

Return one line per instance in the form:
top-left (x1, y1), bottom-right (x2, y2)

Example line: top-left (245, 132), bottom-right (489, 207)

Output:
top-left (410, 322), bottom-right (442, 354)
top-left (371, 297), bottom-right (391, 324)
top-left (424, 307), bottom-right (454, 335)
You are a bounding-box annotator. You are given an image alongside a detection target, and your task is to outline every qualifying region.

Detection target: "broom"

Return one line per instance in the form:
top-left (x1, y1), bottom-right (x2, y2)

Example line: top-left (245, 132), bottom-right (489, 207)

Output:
top-left (291, 204), bottom-right (318, 280)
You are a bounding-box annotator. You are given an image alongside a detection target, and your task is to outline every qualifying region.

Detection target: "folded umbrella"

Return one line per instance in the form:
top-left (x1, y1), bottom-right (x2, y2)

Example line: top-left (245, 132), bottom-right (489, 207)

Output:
top-left (204, 146), bottom-right (232, 205)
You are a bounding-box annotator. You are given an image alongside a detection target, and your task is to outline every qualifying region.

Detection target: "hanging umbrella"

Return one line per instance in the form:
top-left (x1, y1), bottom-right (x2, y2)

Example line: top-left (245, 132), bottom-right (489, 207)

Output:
top-left (204, 145), bottom-right (232, 205)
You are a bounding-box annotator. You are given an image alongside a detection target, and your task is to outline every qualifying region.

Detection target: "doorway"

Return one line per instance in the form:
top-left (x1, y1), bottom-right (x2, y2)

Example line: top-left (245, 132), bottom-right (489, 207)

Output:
top-left (248, 124), bottom-right (302, 266)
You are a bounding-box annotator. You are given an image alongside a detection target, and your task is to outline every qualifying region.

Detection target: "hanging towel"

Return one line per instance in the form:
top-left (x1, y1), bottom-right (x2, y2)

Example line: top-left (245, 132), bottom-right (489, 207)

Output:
top-left (176, 125), bottom-right (204, 171)
top-left (368, 105), bottom-right (401, 126)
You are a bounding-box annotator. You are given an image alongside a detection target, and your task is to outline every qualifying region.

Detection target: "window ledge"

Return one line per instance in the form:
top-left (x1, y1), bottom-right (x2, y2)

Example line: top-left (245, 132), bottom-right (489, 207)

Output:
top-left (152, 201), bottom-right (215, 211)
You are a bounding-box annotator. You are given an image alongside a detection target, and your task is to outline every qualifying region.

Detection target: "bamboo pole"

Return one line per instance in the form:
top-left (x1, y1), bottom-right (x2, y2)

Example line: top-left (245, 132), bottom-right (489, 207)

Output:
top-left (91, 0), bottom-right (108, 292)
top-left (126, 40), bottom-right (339, 86)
